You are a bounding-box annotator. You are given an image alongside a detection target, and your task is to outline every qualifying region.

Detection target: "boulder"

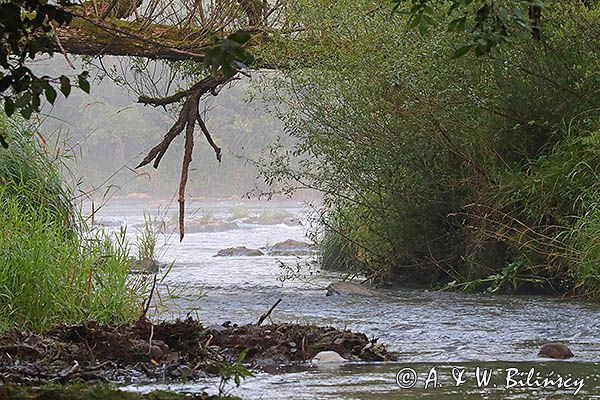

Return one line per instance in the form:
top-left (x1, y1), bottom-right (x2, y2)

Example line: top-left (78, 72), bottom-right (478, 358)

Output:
top-left (214, 246), bottom-right (264, 257)
top-left (129, 258), bottom-right (160, 274)
top-left (325, 282), bottom-right (377, 297)
top-left (538, 343), bottom-right (574, 359)
top-left (264, 239), bottom-right (317, 256)
top-left (312, 351), bottom-right (347, 363)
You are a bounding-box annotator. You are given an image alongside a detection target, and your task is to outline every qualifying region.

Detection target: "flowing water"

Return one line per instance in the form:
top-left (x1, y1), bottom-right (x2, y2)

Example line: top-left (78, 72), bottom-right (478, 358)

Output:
top-left (93, 199), bottom-right (600, 399)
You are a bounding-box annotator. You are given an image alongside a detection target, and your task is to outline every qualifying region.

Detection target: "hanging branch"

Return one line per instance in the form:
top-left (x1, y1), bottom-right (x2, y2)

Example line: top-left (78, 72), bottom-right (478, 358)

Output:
top-left (137, 74), bottom-right (231, 240)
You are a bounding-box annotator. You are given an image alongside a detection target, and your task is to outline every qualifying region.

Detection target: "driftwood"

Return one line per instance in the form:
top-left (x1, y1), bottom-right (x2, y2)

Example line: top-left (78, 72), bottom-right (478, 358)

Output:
top-left (256, 298), bottom-right (282, 327)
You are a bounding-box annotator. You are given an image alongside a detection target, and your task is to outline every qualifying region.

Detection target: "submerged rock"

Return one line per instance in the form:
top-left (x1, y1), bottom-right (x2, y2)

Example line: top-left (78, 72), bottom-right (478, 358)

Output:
top-left (263, 239), bottom-right (318, 256)
top-left (312, 351), bottom-right (347, 363)
top-left (185, 220), bottom-right (239, 233)
top-left (214, 246), bottom-right (264, 257)
top-left (325, 282), bottom-right (377, 297)
top-left (538, 343), bottom-right (574, 359)
top-left (129, 258), bottom-right (159, 274)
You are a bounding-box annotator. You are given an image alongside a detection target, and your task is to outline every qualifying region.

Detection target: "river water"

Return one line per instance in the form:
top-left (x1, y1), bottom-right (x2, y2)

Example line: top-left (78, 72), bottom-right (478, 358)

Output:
top-left (92, 198), bottom-right (600, 399)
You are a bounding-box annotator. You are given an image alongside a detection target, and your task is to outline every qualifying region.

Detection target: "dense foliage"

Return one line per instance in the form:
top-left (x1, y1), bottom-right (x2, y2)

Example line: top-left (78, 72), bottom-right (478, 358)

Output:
top-left (257, 0), bottom-right (600, 297)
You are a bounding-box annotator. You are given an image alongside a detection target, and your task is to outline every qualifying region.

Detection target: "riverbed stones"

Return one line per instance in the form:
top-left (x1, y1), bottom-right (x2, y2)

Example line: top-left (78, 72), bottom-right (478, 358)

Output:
top-left (312, 351), bottom-right (347, 363)
top-left (325, 282), bottom-right (377, 297)
top-left (129, 258), bottom-right (160, 274)
top-left (214, 246), bottom-right (264, 257)
top-left (263, 239), bottom-right (317, 256)
top-left (185, 220), bottom-right (239, 233)
top-left (538, 343), bottom-right (574, 359)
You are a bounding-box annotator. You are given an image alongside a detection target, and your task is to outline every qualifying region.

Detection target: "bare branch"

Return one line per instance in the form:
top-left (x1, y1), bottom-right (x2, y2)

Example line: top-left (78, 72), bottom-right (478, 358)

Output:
top-left (135, 74), bottom-right (230, 239)
top-left (197, 114), bottom-right (222, 162)
top-left (178, 95), bottom-right (198, 241)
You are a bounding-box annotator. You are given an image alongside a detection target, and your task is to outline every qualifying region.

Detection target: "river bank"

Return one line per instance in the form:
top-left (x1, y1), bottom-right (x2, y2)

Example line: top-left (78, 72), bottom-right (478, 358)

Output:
top-left (0, 317), bottom-right (389, 386)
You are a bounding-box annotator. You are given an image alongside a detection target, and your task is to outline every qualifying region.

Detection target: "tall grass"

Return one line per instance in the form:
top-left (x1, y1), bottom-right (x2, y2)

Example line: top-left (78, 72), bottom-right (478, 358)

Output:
top-left (0, 116), bottom-right (145, 331)
top-left (0, 116), bottom-right (73, 226)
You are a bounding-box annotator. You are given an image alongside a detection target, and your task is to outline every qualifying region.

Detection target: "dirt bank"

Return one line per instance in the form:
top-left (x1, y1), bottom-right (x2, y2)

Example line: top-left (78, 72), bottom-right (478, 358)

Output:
top-left (0, 317), bottom-right (391, 385)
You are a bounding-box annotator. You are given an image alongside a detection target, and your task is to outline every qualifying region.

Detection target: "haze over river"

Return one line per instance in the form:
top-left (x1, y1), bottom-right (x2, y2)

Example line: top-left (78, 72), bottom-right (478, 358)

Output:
top-left (93, 199), bottom-right (600, 399)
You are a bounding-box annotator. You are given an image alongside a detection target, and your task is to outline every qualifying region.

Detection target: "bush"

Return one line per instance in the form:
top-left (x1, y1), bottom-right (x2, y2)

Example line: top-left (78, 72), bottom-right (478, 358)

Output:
top-left (257, 1), bottom-right (600, 296)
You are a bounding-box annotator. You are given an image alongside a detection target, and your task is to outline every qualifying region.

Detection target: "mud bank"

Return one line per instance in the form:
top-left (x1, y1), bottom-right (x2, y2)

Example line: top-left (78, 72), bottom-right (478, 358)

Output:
top-left (0, 318), bottom-right (390, 385)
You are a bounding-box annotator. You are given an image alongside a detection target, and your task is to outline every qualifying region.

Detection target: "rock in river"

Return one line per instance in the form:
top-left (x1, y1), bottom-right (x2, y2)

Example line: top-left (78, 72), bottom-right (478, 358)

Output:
top-left (538, 343), bottom-right (574, 359)
top-left (264, 239), bottom-right (318, 256)
top-left (214, 246), bottom-right (264, 257)
top-left (326, 282), bottom-right (377, 297)
top-left (312, 351), bottom-right (347, 363)
top-left (129, 258), bottom-right (160, 274)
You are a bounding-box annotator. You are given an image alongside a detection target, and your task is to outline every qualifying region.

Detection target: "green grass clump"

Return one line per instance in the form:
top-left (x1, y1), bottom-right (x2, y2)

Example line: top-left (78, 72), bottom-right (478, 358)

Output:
top-left (0, 116), bottom-right (73, 226)
top-left (0, 185), bottom-right (142, 331)
top-left (0, 117), bottom-right (145, 331)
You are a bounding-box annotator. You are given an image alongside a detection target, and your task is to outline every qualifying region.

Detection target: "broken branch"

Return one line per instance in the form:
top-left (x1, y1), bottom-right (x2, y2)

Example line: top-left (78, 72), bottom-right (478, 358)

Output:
top-left (256, 298), bottom-right (283, 326)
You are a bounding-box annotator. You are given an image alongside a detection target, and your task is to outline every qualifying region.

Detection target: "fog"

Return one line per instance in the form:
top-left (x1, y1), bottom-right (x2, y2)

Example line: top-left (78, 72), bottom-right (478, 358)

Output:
top-left (34, 56), bottom-right (302, 203)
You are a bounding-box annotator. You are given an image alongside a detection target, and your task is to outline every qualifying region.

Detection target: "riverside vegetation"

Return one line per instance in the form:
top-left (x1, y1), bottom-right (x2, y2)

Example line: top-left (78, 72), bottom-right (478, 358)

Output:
top-left (0, 115), bottom-right (145, 332)
top-left (255, 0), bottom-right (600, 298)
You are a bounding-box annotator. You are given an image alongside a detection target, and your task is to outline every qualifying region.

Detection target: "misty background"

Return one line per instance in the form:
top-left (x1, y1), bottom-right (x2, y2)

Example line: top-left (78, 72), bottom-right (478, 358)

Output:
top-left (34, 56), bottom-right (297, 202)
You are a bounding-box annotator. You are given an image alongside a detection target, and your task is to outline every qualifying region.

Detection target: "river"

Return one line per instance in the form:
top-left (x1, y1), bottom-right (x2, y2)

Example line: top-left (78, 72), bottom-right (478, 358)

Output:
top-left (91, 198), bottom-right (600, 399)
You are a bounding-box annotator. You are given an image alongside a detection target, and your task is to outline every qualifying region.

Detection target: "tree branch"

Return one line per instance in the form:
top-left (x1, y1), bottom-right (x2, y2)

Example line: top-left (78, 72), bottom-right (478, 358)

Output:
top-left (135, 74), bottom-right (230, 240)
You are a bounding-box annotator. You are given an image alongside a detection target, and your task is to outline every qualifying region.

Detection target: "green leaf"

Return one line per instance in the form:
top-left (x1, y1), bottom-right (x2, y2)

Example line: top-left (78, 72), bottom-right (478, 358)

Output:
top-left (447, 16), bottom-right (467, 32)
top-left (14, 92), bottom-right (31, 108)
top-left (20, 105), bottom-right (32, 119)
top-left (45, 85), bottom-right (57, 104)
top-left (59, 75), bottom-right (71, 97)
top-left (450, 44), bottom-right (473, 59)
top-left (418, 21), bottom-right (427, 36)
top-left (0, 76), bottom-right (12, 92)
top-left (78, 75), bottom-right (90, 94)
top-left (4, 98), bottom-right (15, 116)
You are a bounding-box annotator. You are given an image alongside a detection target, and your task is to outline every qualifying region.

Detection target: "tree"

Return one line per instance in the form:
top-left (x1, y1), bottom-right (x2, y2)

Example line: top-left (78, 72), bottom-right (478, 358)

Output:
top-left (0, 0), bottom-right (566, 239)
